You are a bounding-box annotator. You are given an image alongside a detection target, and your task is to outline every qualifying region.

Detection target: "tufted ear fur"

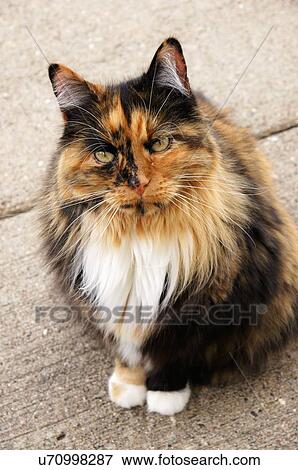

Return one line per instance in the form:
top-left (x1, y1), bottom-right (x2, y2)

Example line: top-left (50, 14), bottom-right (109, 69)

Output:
top-left (147, 37), bottom-right (191, 96)
top-left (48, 63), bottom-right (102, 119)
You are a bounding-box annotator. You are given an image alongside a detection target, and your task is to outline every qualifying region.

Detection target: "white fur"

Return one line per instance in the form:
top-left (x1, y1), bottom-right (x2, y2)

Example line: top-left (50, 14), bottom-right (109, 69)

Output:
top-left (108, 371), bottom-right (147, 408)
top-left (117, 341), bottom-right (142, 368)
top-left (79, 228), bottom-right (194, 361)
top-left (54, 73), bottom-right (89, 110)
top-left (147, 385), bottom-right (191, 415)
top-left (156, 51), bottom-right (189, 96)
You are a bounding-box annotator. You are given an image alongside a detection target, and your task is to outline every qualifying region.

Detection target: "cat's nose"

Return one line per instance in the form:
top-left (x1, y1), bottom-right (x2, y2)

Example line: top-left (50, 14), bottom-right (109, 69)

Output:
top-left (134, 174), bottom-right (150, 196)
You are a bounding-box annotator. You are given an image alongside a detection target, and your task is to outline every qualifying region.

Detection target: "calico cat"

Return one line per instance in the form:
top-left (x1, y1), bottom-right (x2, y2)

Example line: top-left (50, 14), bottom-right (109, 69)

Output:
top-left (40, 38), bottom-right (298, 415)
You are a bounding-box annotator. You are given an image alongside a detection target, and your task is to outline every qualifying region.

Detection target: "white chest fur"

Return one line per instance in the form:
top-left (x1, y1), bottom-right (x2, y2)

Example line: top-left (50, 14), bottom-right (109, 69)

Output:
top-left (78, 228), bottom-right (194, 345)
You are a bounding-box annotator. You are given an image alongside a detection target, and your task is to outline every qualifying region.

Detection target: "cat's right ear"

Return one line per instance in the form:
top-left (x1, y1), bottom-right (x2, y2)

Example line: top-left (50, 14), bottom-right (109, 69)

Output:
top-left (48, 64), bottom-right (100, 120)
top-left (146, 38), bottom-right (191, 96)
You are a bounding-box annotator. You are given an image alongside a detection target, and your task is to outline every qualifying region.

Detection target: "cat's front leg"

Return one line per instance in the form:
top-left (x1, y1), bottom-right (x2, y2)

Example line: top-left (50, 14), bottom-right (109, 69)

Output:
top-left (108, 358), bottom-right (147, 409)
top-left (146, 362), bottom-right (191, 415)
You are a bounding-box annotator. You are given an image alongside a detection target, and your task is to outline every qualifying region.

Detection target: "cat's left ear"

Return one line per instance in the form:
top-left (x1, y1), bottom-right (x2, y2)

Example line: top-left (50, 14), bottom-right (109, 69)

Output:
top-left (147, 38), bottom-right (191, 96)
top-left (48, 63), bottom-right (101, 119)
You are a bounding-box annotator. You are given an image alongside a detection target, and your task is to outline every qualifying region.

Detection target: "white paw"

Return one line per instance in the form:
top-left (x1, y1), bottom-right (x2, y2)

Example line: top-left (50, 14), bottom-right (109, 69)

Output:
top-left (147, 385), bottom-right (191, 415)
top-left (108, 372), bottom-right (147, 409)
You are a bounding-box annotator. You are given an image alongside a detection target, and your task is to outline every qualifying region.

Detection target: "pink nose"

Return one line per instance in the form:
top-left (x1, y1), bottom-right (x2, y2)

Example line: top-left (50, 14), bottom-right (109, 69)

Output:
top-left (134, 183), bottom-right (147, 196)
top-left (134, 176), bottom-right (150, 196)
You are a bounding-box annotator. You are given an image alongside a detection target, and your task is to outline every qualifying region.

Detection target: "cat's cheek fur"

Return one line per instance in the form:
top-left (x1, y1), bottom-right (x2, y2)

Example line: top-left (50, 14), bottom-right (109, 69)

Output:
top-left (147, 385), bottom-right (191, 415)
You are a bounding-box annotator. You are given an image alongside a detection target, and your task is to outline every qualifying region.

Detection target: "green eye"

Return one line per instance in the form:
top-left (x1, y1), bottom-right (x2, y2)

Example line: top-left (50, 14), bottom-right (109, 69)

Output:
top-left (150, 136), bottom-right (172, 153)
top-left (93, 150), bottom-right (115, 164)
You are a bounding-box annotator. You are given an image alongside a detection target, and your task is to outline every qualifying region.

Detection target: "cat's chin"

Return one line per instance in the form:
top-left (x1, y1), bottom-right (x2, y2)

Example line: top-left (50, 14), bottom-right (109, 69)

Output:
top-left (120, 201), bottom-right (166, 216)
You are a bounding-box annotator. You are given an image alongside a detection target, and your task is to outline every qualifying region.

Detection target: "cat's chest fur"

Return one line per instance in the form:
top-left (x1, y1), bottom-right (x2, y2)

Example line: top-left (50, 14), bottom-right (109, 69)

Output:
top-left (79, 227), bottom-right (194, 341)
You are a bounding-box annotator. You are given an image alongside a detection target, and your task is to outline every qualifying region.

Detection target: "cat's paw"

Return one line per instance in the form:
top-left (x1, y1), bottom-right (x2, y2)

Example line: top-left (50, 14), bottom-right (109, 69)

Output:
top-left (147, 385), bottom-right (191, 415)
top-left (108, 371), bottom-right (147, 409)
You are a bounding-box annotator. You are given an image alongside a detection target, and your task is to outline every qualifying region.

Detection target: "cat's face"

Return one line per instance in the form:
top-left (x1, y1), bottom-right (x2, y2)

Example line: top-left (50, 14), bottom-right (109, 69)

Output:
top-left (49, 38), bottom-right (216, 219)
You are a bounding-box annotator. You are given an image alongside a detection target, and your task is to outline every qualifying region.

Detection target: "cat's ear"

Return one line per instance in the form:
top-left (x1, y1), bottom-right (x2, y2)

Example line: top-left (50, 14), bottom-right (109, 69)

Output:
top-left (48, 64), bottom-right (100, 118)
top-left (147, 38), bottom-right (191, 96)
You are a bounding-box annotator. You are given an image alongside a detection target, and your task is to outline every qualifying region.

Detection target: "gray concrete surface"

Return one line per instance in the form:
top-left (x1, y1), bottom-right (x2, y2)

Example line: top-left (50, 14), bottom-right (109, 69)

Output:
top-left (0, 0), bottom-right (297, 450)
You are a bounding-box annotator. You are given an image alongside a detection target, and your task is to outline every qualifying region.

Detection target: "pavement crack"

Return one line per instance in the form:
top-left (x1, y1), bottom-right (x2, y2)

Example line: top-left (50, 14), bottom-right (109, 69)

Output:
top-left (0, 202), bottom-right (36, 221)
top-left (256, 121), bottom-right (298, 140)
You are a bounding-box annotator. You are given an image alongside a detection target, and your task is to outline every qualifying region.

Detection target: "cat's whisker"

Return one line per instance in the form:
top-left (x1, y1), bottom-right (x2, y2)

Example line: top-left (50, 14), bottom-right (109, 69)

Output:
top-left (75, 201), bottom-right (119, 266)
top-left (45, 137), bottom-right (89, 157)
top-left (52, 139), bottom-right (108, 169)
top-left (43, 134), bottom-right (109, 170)
top-left (66, 120), bottom-right (111, 143)
top-left (39, 185), bottom-right (111, 209)
top-left (176, 181), bottom-right (267, 197)
top-left (152, 88), bottom-right (174, 122)
top-left (58, 142), bottom-right (100, 165)
top-left (77, 204), bottom-right (115, 250)
top-left (148, 59), bottom-right (158, 116)
top-left (48, 197), bottom-right (110, 260)
top-left (55, 184), bottom-right (107, 202)
top-left (176, 175), bottom-right (264, 193)
top-left (74, 141), bottom-right (107, 162)
top-left (64, 103), bottom-right (111, 138)
top-left (175, 190), bottom-right (255, 247)
top-left (130, 87), bottom-right (147, 112)
top-left (39, 191), bottom-right (111, 216)
top-left (155, 120), bottom-right (186, 136)
top-left (173, 192), bottom-right (234, 254)
top-left (169, 194), bottom-right (220, 283)
top-left (77, 203), bottom-right (119, 294)
top-left (180, 180), bottom-right (268, 196)
top-left (59, 192), bottom-right (110, 210)
top-left (57, 196), bottom-right (118, 262)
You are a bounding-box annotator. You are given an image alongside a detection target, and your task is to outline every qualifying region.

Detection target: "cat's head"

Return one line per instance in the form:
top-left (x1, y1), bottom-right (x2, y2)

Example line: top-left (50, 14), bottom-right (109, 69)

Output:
top-left (49, 38), bottom-right (217, 220)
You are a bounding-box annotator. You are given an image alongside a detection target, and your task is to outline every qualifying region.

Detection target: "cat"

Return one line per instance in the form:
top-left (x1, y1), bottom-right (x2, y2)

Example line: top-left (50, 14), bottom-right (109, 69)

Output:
top-left (40, 38), bottom-right (298, 415)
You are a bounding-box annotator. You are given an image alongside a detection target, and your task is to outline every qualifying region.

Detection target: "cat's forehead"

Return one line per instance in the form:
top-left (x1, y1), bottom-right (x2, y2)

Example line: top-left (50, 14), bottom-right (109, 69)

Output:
top-left (100, 87), bottom-right (152, 144)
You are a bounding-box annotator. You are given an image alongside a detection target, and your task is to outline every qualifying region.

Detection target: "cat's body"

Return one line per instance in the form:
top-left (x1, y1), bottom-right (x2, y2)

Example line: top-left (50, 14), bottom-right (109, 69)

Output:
top-left (40, 39), bottom-right (298, 415)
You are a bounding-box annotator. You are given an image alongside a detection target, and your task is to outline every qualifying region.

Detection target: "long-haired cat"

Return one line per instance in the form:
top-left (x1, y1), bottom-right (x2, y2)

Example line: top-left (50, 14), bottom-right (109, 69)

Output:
top-left (40, 38), bottom-right (298, 415)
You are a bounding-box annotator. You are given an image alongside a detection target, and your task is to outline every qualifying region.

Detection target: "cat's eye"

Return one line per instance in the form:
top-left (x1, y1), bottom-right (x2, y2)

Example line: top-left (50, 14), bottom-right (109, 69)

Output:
top-left (93, 150), bottom-right (115, 164)
top-left (150, 136), bottom-right (172, 153)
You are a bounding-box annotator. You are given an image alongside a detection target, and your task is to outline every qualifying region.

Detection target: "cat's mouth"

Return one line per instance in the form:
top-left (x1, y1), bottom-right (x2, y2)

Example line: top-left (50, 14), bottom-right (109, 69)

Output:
top-left (120, 200), bottom-right (166, 215)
